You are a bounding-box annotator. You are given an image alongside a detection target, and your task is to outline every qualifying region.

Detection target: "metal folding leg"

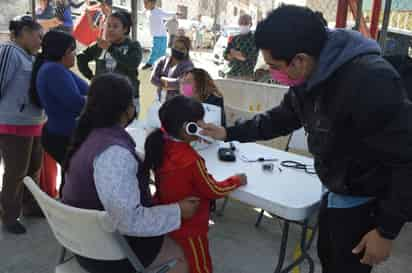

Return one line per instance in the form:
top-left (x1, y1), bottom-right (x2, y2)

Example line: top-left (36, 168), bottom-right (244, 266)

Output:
top-left (256, 209), bottom-right (265, 227)
top-left (217, 196), bottom-right (230, 216)
top-left (273, 219), bottom-right (317, 273)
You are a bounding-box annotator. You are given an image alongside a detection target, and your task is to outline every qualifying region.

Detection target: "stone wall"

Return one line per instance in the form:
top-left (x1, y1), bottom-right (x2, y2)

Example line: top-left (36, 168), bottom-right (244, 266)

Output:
top-left (0, 0), bottom-right (29, 30)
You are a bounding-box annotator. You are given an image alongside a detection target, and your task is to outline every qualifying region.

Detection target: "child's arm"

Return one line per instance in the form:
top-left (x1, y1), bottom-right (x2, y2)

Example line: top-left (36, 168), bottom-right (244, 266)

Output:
top-left (108, 41), bottom-right (143, 72)
top-left (162, 61), bottom-right (194, 91)
top-left (150, 58), bottom-right (166, 88)
top-left (191, 159), bottom-right (246, 199)
top-left (77, 43), bottom-right (102, 80)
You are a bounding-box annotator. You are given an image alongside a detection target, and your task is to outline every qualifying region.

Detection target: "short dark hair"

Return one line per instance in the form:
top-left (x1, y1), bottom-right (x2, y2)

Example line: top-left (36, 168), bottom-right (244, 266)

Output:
top-left (255, 5), bottom-right (327, 63)
top-left (9, 15), bottom-right (41, 37)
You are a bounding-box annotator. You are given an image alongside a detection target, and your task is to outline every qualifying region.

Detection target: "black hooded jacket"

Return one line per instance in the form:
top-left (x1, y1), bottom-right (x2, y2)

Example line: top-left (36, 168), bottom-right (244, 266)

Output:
top-left (226, 29), bottom-right (412, 239)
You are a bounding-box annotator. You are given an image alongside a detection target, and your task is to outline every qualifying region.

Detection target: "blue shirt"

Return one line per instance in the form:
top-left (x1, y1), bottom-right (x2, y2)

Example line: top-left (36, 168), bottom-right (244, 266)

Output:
top-left (328, 193), bottom-right (374, 208)
top-left (37, 62), bottom-right (88, 136)
top-left (62, 6), bottom-right (74, 27)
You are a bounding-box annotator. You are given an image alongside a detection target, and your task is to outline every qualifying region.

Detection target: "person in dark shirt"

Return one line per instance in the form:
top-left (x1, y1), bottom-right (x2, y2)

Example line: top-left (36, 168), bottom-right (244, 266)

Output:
top-left (200, 5), bottom-right (412, 273)
top-left (223, 14), bottom-right (258, 80)
top-left (30, 30), bottom-right (88, 165)
top-left (77, 11), bottom-right (142, 113)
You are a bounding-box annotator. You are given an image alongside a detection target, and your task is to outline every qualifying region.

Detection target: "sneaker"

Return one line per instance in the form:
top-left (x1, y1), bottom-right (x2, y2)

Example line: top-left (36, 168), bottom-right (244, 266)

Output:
top-left (141, 63), bottom-right (153, 70)
top-left (3, 220), bottom-right (27, 234)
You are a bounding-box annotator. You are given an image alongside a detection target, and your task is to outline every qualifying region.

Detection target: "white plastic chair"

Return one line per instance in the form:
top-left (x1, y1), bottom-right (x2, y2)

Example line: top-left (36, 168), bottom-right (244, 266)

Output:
top-left (285, 127), bottom-right (309, 154)
top-left (23, 177), bottom-right (177, 273)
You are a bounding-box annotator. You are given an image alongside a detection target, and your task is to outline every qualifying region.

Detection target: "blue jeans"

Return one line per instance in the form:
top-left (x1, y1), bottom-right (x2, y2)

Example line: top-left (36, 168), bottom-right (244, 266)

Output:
top-left (147, 36), bottom-right (167, 65)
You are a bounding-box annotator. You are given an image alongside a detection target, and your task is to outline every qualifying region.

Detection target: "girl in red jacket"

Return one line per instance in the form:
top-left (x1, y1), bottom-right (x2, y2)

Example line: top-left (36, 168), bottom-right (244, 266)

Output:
top-left (141, 96), bottom-right (247, 273)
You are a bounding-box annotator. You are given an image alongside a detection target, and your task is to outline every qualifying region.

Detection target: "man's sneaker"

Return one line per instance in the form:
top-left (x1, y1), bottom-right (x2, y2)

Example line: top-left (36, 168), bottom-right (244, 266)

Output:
top-left (3, 220), bottom-right (27, 234)
top-left (141, 63), bottom-right (153, 70)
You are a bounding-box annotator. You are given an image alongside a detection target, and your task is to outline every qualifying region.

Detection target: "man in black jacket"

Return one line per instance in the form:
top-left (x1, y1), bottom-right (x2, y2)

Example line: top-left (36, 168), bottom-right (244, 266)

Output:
top-left (200, 5), bottom-right (412, 273)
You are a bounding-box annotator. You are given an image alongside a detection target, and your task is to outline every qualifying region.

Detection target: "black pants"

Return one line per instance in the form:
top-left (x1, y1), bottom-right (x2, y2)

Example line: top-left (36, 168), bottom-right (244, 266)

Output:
top-left (76, 236), bottom-right (164, 273)
top-left (41, 127), bottom-right (70, 166)
top-left (317, 195), bottom-right (377, 273)
top-left (41, 127), bottom-right (71, 195)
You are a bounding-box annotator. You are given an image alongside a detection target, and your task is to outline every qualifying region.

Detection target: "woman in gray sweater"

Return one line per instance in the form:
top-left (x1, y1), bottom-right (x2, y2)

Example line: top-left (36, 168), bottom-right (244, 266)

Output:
top-left (0, 16), bottom-right (45, 234)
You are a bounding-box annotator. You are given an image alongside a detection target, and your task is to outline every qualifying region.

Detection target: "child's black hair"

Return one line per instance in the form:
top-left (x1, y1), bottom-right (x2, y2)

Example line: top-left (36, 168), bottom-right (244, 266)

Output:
top-left (110, 11), bottom-right (133, 36)
top-left (140, 96), bottom-right (205, 181)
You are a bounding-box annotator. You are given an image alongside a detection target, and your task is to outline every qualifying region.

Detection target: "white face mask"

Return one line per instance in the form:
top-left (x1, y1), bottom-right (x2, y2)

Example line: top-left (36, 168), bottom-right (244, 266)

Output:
top-left (239, 25), bottom-right (251, 34)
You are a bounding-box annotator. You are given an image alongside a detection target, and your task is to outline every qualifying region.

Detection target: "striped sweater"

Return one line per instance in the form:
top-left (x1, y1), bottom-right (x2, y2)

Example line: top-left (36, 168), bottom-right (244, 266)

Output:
top-left (0, 42), bottom-right (45, 126)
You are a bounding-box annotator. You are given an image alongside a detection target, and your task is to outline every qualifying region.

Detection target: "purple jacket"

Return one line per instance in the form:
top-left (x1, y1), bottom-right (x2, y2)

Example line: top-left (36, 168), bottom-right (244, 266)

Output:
top-left (62, 126), bottom-right (151, 210)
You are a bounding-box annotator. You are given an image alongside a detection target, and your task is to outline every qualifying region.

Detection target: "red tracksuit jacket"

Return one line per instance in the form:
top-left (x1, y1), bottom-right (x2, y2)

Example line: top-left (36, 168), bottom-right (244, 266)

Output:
top-left (154, 139), bottom-right (242, 238)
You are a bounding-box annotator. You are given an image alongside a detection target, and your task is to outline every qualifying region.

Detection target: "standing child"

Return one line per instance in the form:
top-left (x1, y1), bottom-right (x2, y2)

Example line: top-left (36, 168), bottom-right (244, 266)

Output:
top-left (142, 0), bottom-right (176, 70)
top-left (77, 11), bottom-right (142, 113)
top-left (142, 96), bottom-right (247, 273)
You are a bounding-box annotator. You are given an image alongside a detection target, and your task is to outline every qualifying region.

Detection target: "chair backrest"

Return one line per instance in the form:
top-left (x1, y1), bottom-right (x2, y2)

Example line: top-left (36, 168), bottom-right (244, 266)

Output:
top-left (214, 79), bottom-right (288, 115)
top-left (23, 177), bottom-right (128, 261)
top-left (214, 79), bottom-right (290, 150)
top-left (287, 128), bottom-right (309, 154)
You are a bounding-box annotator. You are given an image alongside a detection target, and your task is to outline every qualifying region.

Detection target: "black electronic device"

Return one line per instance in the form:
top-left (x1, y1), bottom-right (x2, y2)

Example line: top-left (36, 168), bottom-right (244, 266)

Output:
top-left (218, 147), bottom-right (236, 162)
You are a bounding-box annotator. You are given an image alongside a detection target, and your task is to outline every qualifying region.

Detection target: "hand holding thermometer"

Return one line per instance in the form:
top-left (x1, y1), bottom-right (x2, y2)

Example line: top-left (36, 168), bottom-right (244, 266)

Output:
top-left (186, 122), bottom-right (216, 143)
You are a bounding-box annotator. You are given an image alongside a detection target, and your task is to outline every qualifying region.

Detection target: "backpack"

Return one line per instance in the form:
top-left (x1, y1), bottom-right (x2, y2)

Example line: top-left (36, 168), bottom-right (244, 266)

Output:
top-left (384, 55), bottom-right (412, 100)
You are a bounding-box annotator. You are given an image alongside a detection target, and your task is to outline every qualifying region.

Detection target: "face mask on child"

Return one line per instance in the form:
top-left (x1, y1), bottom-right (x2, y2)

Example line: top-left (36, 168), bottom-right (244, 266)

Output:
top-left (270, 69), bottom-right (306, 87)
top-left (182, 83), bottom-right (194, 97)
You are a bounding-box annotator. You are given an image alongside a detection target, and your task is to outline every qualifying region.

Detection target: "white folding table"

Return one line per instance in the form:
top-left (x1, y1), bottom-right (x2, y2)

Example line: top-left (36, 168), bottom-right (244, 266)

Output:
top-left (127, 122), bottom-right (322, 273)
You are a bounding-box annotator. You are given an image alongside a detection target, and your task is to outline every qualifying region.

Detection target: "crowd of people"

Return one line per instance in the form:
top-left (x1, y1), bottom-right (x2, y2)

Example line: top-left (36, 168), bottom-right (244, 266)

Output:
top-left (0, 4), bottom-right (231, 272)
top-left (1, 3), bottom-right (412, 273)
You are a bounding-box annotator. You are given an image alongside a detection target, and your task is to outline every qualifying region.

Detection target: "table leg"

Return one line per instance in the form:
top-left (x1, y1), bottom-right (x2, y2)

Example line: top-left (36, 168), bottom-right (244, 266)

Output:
top-left (274, 219), bottom-right (317, 273)
top-left (217, 197), bottom-right (229, 216)
top-left (255, 209), bottom-right (265, 227)
top-left (56, 246), bottom-right (66, 265)
top-left (274, 221), bottom-right (290, 273)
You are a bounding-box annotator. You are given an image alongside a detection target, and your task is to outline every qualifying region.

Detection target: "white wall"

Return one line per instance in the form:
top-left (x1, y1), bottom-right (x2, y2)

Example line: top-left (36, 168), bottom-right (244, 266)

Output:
top-left (274, 0), bottom-right (307, 8)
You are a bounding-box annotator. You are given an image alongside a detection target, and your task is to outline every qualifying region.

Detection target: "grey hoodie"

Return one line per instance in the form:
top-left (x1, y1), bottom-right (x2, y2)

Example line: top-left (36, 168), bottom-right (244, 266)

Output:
top-left (0, 42), bottom-right (45, 126)
top-left (306, 29), bottom-right (382, 90)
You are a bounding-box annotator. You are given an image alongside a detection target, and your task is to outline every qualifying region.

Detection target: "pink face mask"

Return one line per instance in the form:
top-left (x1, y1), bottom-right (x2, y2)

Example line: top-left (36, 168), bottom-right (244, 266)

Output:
top-left (270, 68), bottom-right (306, 87)
top-left (182, 83), bottom-right (194, 97)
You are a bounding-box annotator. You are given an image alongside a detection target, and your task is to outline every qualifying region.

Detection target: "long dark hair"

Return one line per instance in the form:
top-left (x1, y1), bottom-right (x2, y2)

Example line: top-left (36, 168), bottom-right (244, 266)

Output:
top-left (29, 30), bottom-right (76, 107)
top-left (65, 73), bottom-right (134, 170)
top-left (140, 96), bottom-right (204, 181)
